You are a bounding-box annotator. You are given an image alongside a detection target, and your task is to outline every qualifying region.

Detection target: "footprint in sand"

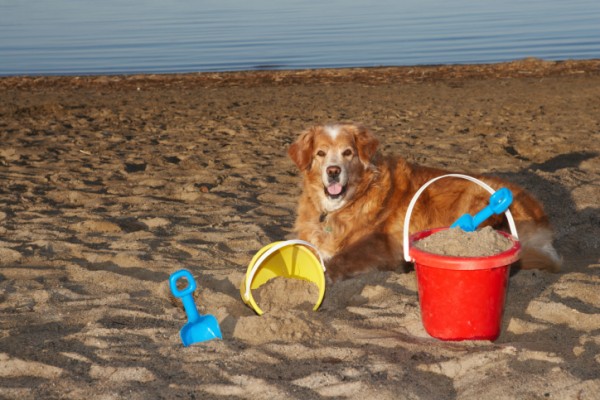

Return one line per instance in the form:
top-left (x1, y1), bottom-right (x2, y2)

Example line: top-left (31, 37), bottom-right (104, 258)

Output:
top-left (70, 220), bottom-right (122, 233)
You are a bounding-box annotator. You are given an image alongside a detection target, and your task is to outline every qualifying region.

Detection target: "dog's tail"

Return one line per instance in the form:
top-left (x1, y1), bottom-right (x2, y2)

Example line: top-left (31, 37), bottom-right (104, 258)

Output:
top-left (514, 221), bottom-right (562, 272)
top-left (479, 177), bottom-right (562, 272)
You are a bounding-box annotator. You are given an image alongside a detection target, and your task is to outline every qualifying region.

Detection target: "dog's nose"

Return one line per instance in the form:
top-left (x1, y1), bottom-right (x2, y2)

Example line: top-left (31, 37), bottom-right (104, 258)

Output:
top-left (327, 165), bottom-right (341, 178)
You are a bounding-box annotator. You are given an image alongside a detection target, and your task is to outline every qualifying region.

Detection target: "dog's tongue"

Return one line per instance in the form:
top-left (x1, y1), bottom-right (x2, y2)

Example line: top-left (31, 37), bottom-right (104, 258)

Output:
top-left (327, 182), bottom-right (343, 196)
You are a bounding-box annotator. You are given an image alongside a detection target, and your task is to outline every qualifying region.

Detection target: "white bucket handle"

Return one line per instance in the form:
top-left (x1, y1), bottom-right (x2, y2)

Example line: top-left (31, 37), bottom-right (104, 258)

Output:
top-left (403, 174), bottom-right (519, 263)
top-left (243, 239), bottom-right (325, 301)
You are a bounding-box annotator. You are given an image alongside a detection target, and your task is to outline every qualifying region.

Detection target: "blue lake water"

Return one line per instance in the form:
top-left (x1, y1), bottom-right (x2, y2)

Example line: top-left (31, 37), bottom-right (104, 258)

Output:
top-left (1, 0), bottom-right (599, 76)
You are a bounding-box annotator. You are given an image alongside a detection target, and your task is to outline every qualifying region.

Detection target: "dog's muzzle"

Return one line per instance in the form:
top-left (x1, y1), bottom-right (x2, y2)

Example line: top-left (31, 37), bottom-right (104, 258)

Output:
top-left (324, 165), bottom-right (346, 198)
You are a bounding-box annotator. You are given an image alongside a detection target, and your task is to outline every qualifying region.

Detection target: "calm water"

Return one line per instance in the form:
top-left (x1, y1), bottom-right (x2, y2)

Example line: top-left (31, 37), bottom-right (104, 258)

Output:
top-left (1, 0), bottom-right (599, 76)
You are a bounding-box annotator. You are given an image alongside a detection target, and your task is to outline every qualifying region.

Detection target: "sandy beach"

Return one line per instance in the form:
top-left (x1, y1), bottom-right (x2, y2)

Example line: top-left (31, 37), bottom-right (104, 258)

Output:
top-left (1, 59), bottom-right (599, 399)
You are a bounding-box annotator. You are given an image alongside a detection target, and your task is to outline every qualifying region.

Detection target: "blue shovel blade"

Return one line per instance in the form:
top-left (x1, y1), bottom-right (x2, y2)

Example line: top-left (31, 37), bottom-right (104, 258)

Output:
top-left (180, 315), bottom-right (223, 347)
top-left (452, 214), bottom-right (477, 231)
top-left (170, 269), bottom-right (223, 346)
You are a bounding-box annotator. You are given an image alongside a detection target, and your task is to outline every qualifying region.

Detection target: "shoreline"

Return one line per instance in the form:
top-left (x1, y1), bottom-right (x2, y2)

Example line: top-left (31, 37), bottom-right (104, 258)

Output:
top-left (2, 58), bottom-right (599, 89)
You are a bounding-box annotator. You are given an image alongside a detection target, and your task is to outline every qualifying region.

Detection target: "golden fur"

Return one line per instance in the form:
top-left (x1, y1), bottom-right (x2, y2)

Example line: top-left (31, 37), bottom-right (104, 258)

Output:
top-left (288, 123), bottom-right (561, 281)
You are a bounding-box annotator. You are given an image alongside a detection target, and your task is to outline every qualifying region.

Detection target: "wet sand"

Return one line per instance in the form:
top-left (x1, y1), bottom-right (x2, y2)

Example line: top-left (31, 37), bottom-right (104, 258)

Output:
top-left (1, 58), bottom-right (599, 399)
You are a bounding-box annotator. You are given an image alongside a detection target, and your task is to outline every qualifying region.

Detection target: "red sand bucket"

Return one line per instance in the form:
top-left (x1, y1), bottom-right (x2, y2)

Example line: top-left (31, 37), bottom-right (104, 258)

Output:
top-left (402, 174), bottom-right (521, 341)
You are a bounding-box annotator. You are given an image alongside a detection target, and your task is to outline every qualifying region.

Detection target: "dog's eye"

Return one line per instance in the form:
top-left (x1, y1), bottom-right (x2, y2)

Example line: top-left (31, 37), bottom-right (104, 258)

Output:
top-left (342, 149), bottom-right (353, 157)
top-left (316, 150), bottom-right (326, 157)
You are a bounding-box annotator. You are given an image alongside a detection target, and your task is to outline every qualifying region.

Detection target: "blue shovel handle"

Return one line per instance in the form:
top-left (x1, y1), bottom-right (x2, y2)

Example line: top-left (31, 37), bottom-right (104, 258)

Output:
top-left (169, 269), bottom-right (200, 324)
top-left (451, 187), bottom-right (513, 232)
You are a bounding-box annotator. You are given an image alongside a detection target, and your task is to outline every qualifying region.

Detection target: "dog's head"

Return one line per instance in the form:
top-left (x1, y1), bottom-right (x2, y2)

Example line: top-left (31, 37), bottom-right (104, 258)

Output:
top-left (288, 123), bottom-right (379, 212)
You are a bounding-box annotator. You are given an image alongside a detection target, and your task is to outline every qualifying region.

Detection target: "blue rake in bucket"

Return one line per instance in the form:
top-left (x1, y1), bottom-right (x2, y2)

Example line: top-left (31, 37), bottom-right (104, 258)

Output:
top-left (169, 269), bottom-right (222, 346)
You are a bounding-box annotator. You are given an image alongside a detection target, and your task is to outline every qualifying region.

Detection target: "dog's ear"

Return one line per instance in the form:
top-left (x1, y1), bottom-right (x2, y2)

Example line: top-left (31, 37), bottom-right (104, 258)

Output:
top-left (288, 127), bottom-right (316, 171)
top-left (354, 126), bottom-right (379, 164)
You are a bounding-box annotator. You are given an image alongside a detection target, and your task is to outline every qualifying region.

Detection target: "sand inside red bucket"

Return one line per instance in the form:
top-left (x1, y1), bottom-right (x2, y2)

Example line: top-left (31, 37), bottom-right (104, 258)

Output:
top-left (413, 226), bottom-right (514, 257)
top-left (253, 277), bottom-right (319, 313)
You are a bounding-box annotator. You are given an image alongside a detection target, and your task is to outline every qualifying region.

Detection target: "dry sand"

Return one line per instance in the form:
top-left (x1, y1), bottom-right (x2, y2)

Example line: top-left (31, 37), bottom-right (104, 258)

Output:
top-left (1, 59), bottom-right (599, 399)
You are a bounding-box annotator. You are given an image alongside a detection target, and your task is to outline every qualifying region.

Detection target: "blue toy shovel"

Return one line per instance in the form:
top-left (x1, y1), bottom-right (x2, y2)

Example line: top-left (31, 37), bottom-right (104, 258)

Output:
top-left (451, 187), bottom-right (513, 232)
top-left (169, 269), bottom-right (222, 346)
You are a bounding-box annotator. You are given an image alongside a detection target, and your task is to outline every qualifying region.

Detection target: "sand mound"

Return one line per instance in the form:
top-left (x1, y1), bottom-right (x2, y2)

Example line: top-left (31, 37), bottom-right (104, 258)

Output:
top-left (253, 277), bottom-right (319, 313)
top-left (414, 226), bottom-right (514, 257)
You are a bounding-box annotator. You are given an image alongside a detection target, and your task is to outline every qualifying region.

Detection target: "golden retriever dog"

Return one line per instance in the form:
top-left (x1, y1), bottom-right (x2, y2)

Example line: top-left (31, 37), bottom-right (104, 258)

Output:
top-left (288, 123), bottom-right (561, 281)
